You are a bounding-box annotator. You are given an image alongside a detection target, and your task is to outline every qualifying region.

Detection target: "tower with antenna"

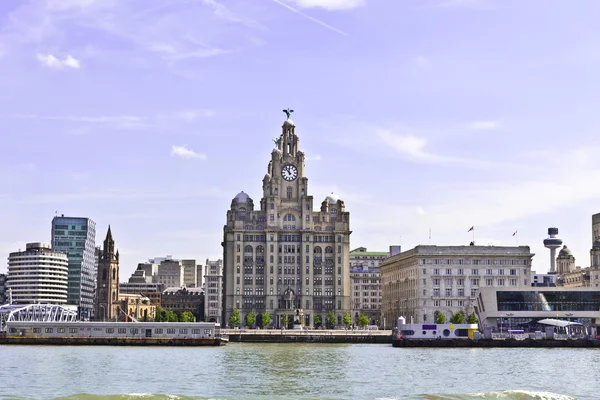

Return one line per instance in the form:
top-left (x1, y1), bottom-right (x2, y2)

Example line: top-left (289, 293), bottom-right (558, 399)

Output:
top-left (543, 227), bottom-right (562, 274)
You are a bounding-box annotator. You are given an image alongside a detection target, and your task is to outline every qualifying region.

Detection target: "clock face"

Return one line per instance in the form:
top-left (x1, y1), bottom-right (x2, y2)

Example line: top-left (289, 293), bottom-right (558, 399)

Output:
top-left (281, 164), bottom-right (298, 181)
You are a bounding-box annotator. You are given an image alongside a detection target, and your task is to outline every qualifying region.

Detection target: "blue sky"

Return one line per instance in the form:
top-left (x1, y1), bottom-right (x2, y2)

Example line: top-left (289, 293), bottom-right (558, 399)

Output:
top-left (2, 0), bottom-right (600, 278)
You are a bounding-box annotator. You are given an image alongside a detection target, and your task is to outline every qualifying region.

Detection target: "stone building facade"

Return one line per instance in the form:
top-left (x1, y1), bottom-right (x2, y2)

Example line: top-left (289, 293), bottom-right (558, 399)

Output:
top-left (349, 247), bottom-right (390, 327)
top-left (222, 111), bottom-right (351, 328)
top-left (380, 245), bottom-right (534, 328)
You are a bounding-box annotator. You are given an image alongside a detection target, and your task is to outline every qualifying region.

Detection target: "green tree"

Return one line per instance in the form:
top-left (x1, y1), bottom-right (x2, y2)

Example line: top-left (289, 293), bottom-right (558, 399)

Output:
top-left (466, 312), bottom-right (478, 324)
top-left (343, 312), bottom-right (352, 328)
top-left (326, 311), bottom-right (336, 329)
top-left (449, 311), bottom-right (465, 324)
top-left (357, 314), bottom-right (369, 328)
top-left (313, 314), bottom-right (321, 327)
top-left (262, 312), bottom-right (272, 327)
top-left (165, 310), bottom-right (178, 322)
top-left (282, 314), bottom-right (290, 328)
top-left (246, 311), bottom-right (257, 327)
top-left (229, 309), bottom-right (241, 328)
top-left (154, 306), bottom-right (166, 322)
top-left (435, 311), bottom-right (447, 324)
top-left (179, 311), bottom-right (195, 322)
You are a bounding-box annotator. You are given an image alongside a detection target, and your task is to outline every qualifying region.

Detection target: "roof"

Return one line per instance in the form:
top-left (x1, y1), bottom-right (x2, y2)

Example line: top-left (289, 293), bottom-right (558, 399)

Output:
top-left (537, 318), bottom-right (582, 328)
top-left (350, 251), bottom-right (388, 256)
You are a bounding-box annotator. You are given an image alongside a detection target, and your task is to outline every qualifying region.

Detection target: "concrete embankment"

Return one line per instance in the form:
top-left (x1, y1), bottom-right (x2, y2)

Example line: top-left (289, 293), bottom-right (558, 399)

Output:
top-left (222, 329), bottom-right (392, 344)
top-left (392, 338), bottom-right (600, 348)
top-left (0, 336), bottom-right (226, 346)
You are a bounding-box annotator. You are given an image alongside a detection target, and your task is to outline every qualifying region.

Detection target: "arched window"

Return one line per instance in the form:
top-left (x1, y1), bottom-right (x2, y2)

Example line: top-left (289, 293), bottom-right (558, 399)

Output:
top-left (112, 268), bottom-right (116, 281)
top-left (314, 246), bottom-right (322, 254)
top-left (270, 203), bottom-right (274, 209)
top-left (325, 246), bottom-right (333, 254)
top-left (236, 288), bottom-right (240, 295)
top-left (244, 245), bottom-right (253, 253)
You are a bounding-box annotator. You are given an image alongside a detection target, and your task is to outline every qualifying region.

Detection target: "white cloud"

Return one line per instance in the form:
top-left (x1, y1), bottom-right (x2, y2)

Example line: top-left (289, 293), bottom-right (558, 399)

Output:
top-left (170, 145), bottom-right (207, 160)
top-left (271, 0), bottom-right (348, 36)
top-left (285, 0), bottom-right (365, 10)
top-left (36, 53), bottom-right (81, 69)
top-left (417, 206), bottom-right (427, 215)
top-left (468, 120), bottom-right (501, 130)
top-left (378, 130), bottom-right (434, 161)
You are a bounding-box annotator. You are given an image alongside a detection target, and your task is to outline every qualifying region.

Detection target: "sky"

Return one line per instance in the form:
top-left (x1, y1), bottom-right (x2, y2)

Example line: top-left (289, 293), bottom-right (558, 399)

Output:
top-left (2, 0), bottom-right (600, 279)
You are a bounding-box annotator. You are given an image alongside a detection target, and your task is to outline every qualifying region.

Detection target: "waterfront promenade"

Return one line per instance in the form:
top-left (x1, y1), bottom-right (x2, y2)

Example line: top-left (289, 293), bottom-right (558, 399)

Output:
top-left (222, 328), bottom-right (393, 343)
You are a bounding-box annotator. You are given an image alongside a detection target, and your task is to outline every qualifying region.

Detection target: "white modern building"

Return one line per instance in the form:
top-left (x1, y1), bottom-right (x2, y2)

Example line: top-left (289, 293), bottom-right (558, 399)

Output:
top-left (204, 259), bottom-right (223, 324)
top-left (7, 242), bottom-right (69, 304)
top-left (380, 245), bottom-right (534, 328)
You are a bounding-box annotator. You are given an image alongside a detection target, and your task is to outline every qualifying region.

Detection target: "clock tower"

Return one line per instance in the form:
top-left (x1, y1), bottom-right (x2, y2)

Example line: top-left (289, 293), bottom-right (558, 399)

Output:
top-left (222, 110), bottom-right (351, 329)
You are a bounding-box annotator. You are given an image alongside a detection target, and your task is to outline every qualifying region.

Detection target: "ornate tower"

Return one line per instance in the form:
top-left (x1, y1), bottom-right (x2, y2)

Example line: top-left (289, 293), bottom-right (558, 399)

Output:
top-left (222, 110), bottom-right (352, 329)
top-left (556, 245), bottom-right (575, 275)
top-left (95, 226), bottom-right (120, 321)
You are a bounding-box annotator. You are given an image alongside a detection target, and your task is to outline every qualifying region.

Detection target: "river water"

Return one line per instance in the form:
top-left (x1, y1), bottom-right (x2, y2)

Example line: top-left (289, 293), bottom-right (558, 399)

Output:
top-left (0, 343), bottom-right (594, 399)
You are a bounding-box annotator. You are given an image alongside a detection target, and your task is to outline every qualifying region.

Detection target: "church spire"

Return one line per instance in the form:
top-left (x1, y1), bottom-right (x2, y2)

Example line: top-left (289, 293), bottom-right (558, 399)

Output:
top-left (103, 225), bottom-right (115, 260)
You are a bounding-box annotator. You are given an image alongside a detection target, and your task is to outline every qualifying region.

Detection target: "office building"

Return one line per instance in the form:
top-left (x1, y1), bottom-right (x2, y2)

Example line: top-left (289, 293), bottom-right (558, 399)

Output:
top-left (51, 215), bottom-right (97, 318)
top-left (6, 242), bottom-right (68, 304)
top-left (204, 259), bottom-right (223, 324)
top-left (380, 245), bottom-right (534, 328)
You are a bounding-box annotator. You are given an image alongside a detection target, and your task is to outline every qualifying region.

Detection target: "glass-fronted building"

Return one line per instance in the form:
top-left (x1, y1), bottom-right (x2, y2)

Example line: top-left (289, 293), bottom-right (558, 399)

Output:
top-left (51, 216), bottom-right (97, 319)
top-left (475, 287), bottom-right (600, 329)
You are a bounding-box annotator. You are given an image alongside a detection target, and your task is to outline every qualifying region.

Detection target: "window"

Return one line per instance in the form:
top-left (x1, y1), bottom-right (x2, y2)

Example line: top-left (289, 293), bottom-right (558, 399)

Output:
top-left (179, 329), bottom-right (188, 334)
top-left (33, 328), bottom-right (41, 333)
top-left (167, 328), bottom-right (176, 334)
top-left (154, 328), bottom-right (163, 334)
top-left (118, 328), bottom-right (127, 334)
top-left (446, 269), bottom-right (452, 275)
top-left (57, 328), bottom-right (65, 333)
top-left (472, 269), bottom-right (478, 275)
top-left (433, 269), bottom-right (440, 275)
top-left (45, 328), bottom-right (53, 333)
top-left (486, 278), bottom-right (493, 286)
top-left (497, 279), bottom-right (505, 286)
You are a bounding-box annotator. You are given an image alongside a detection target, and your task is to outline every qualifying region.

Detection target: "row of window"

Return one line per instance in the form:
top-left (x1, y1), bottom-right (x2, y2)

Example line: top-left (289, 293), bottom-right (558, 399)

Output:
top-left (425, 268), bottom-right (525, 276)
top-left (31, 327), bottom-right (212, 335)
top-left (422, 259), bottom-right (528, 266)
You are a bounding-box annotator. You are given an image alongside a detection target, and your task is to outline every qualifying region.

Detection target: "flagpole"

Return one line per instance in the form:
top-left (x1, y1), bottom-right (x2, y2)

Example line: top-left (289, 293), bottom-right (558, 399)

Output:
top-left (472, 226), bottom-right (475, 244)
top-left (429, 228), bottom-right (431, 245)
top-left (516, 230), bottom-right (518, 246)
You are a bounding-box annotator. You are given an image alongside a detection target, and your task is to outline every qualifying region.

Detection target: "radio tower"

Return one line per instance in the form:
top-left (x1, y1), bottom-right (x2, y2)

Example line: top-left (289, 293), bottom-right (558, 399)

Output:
top-left (543, 227), bottom-right (562, 274)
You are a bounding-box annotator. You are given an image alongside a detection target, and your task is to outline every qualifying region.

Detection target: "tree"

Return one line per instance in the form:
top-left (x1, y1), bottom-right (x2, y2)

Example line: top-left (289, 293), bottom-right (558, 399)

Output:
top-left (357, 314), bottom-right (369, 328)
top-left (326, 311), bottom-right (336, 329)
top-left (282, 314), bottom-right (290, 328)
top-left (435, 311), bottom-right (447, 324)
top-left (179, 311), bottom-right (195, 322)
top-left (343, 312), bottom-right (352, 328)
top-left (466, 312), bottom-right (478, 324)
top-left (229, 309), bottom-right (241, 328)
top-left (449, 311), bottom-right (465, 324)
top-left (154, 306), bottom-right (166, 322)
top-left (246, 311), bottom-right (257, 327)
top-left (262, 312), bottom-right (272, 328)
top-left (313, 314), bottom-right (321, 328)
top-left (165, 310), bottom-right (178, 322)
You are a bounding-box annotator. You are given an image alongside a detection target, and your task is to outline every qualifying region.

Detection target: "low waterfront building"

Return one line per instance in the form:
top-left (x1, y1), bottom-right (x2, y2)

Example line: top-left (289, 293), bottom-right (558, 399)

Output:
top-left (7, 243), bottom-right (69, 305)
top-left (531, 273), bottom-right (557, 287)
top-left (162, 286), bottom-right (204, 319)
top-left (475, 286), bottom-right (600, 329)
top-left (204, 259), bottom-right (223, 324)
top-left (380, 245), bottom-right (534, 329)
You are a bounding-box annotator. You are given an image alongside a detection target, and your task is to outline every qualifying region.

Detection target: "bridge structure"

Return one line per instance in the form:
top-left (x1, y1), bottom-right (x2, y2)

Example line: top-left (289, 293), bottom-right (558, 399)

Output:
top-left (0, 304), bottom-right (78, 332)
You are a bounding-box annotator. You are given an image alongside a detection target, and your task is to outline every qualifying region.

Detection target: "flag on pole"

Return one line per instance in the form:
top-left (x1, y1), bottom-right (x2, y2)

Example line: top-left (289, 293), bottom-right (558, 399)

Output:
top-left (512, 230), bottom-right (517, 236)
top-left (468, 226), bottom-right (474, 232)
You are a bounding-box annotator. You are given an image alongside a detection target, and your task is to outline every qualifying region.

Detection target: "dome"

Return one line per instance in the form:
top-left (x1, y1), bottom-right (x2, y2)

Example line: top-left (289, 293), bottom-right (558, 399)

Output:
top-left (325, 192), bottom-right (340, 204)
top-left (558, 245), bottom-right (573, 257)
top-left (283, 118), bottom-right (295, 127)
top-left (234, 191), bottom-right (250, 203)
